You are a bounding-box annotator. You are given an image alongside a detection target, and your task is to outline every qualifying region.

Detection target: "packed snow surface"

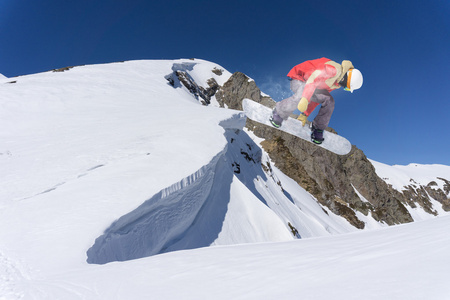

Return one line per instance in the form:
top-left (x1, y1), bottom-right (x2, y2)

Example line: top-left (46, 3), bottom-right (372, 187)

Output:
top-left (1, 59), bottom-right (449, 299)
top-left (370, 159), bottom-right (450, 191)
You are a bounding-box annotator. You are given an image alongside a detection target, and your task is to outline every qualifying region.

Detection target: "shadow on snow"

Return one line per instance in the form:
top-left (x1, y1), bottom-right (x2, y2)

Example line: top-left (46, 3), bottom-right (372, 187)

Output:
top-left (86, 129), bottom-right (273, 264)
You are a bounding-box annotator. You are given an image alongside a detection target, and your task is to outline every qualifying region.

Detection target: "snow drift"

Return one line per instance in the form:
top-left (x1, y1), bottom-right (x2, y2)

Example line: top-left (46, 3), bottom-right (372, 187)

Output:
top-left (86, 120), bottom-right (296, 264)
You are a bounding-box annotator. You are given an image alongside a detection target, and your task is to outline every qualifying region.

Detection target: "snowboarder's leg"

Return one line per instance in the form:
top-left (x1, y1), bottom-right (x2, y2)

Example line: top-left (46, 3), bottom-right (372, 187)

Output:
top-left (310, 123), bottom-right (324, 144)
top-left (271, 80), bottom-right (306, 126)
top-left (310, 89), bottom-right (334, 130)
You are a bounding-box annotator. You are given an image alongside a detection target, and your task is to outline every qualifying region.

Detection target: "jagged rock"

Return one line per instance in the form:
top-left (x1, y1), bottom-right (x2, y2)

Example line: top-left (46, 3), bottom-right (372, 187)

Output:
top-left (436, 178), bottom-right (450, 211)
top-left (212, 67), bottom-right (223, 76)
top-left (342, 147), bottom-right (413, 225)
top-left (53, 66), bottom-right (75, 72)
top-left (439, 177), bottom-right (450, 195)
top-left (52, 64), bottom-right (86, 72)
top-left (165, 65), bottom-right (220, 105)
top-left (215, 72), bottom-right (273, 110)
top-left (206, 78), bottom-right (220, 98)
top-left (402, 185), bottom-right (437, 215)
top-left (175, 70), bottom-right (212, 105)
top-left (423, 179), bottom-right (450, 212)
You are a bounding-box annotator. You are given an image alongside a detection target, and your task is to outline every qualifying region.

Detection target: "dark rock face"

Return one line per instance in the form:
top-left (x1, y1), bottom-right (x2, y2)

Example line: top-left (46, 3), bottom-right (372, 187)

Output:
top-left (172, 70), bottom-right (220, 105)
top-left (248, 119), bottom-right (414, 228)
top-left (216, 71), bottom-right (450, 228)
top-left (215, 72), bottom-right (274, 110)
top-left (165, 61), bottom-right (221, 105)
top-left (400, 177), bottom-right (450, 213)
top-left (437, 178), bottom-right (450, 211)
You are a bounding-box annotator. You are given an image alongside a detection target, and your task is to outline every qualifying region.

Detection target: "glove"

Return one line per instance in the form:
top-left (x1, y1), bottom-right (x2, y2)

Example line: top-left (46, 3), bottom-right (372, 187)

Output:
top-left (297, 113), bottom-right (308, 126)
top-left (297, 97), bottom-right (308, 113)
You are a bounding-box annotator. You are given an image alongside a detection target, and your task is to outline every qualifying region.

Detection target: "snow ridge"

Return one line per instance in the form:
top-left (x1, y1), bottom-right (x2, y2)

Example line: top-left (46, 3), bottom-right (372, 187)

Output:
top-left (87, 116), bottom-right (247, 264)
top-left (87, 147), bottom-right (227, 263)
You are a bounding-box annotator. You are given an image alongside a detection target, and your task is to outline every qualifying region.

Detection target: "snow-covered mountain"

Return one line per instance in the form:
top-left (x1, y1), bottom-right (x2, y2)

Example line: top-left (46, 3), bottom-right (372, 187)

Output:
top-left (1, 59), bottom-right (449, 299)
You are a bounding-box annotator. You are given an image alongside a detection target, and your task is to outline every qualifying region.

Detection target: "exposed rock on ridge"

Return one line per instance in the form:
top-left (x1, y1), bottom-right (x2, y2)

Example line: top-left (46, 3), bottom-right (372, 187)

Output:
top-left (215, 72), bottom-right (274, 110)
top-left (165, 61), bottom-right (220, 105)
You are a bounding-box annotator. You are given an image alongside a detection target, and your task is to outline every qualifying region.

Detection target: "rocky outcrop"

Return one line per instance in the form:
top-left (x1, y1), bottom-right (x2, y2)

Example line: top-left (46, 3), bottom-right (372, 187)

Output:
top-left (437, 178), bottom-right (450, 211)
top-left (400, 177), bottom-right (450, 213)
top-left (247, 118), bottom-right (414, 227)
top-left (167, 70), bottom-right (220, 105)
top-left (215, 71), bottom-right (450, 228)
top-left (165, 61), bottom-right (220, 105)
top-left (215, 72), bottom-right (274, 110)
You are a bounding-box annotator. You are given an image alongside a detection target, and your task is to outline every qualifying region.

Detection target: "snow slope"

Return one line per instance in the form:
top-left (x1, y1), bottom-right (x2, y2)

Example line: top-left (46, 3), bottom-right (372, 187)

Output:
top-left (370, 159), bottom-right (450, 192)
top-left (1, 59), bottom-right (449, 299)
top-left (31, 215), bottom-right (450, 300)
top-left (370, 159), bottom-right (450, 220)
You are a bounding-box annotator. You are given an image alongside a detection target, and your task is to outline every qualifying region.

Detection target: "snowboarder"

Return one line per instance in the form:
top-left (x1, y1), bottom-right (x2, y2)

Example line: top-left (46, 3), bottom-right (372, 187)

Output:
top-left (270, 57), bottom-right (363, 144)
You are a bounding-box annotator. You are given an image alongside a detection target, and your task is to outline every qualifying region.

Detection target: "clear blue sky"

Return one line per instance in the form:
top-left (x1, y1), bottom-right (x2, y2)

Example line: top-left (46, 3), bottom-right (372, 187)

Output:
top-left (1, 0), bottom-right (449, 165)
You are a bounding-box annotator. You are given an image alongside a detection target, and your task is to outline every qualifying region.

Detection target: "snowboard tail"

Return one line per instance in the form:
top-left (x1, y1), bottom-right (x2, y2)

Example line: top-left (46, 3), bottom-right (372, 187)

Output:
top-left (242, 99), bottom-right (352, 155)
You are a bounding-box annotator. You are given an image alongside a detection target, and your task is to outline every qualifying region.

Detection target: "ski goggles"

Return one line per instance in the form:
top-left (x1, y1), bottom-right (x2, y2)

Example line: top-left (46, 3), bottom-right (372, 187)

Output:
top-left (344, 69), bottom-right (354, 92)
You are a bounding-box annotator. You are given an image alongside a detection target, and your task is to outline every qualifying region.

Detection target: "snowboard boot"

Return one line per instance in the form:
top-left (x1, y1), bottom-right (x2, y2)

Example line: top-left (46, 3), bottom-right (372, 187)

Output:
top-left (270, 109), bottom-right (283, 128)
top-left (311, 124), bottom-right (324, 144)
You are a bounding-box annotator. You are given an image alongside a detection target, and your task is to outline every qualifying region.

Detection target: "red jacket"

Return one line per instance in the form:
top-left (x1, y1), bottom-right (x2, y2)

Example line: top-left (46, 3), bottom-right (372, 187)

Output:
top-left (287, 58), bottom-right (353, 115)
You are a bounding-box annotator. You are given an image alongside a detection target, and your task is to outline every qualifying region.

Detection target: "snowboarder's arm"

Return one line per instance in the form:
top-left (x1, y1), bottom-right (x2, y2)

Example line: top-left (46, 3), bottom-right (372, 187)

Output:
top-left (301, 70), bottom-right (321, 102)
top-left (297, 97), bottom-right (308, 112)
top-left (298, 96), bottom-right (319, 115)
top-left (297, 70), bottom-right (322, 114)
top-left (304, 101), bottom-right (319, 116)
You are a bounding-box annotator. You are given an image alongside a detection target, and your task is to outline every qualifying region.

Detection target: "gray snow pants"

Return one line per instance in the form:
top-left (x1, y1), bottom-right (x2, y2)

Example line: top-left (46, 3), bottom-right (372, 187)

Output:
top-left (274, 79), bottom-right (335, 130)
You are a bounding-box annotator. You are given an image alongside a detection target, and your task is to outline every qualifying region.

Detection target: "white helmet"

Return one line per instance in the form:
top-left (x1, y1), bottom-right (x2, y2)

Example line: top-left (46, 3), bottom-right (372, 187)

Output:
top-left (345, 68), bottom-right (363, 93)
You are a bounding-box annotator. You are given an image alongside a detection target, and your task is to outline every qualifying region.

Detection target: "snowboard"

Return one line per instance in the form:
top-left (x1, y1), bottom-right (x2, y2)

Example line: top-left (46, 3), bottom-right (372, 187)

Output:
top-left (242, 99), bottom-right (352, 155)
